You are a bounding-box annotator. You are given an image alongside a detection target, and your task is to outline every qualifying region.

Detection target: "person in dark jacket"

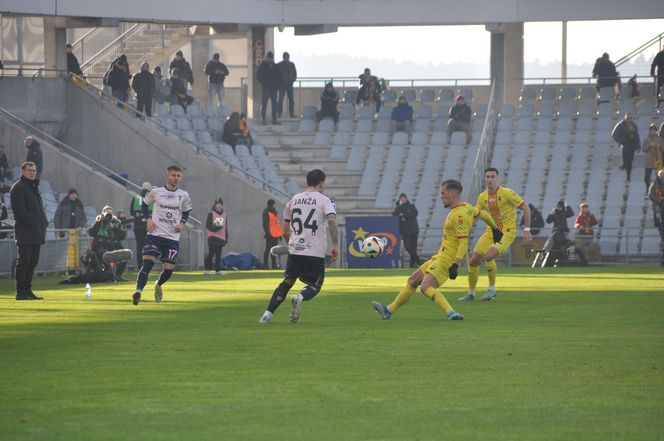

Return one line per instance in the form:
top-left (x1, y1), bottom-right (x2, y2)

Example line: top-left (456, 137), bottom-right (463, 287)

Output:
top-left (592, 52), bottom-right (619, 95)
top-left (355, 67), bottom-right (382, 113)
top-left (10, 162), bottom-right (48, 300)
top-left (66, 43), bottom-right (83, 77)
top-left (222, 112), bottom-right (244, 151)
top-left (130, 182), bottom-right (152, 268)
top-left (611, 112), bottom-right (641, 181)
top-left (204, 198), bottom-right (228, 275)
top-left (107, 57), bottom-right (131, 108)
top-left (0, 144), bottom-right (12, 181)
top-left (257, 52), bottom-right (281, 125)
top-left (169, 50), bottom-right (194, 87)
top-left (391, 96), bottom-right (414, 134)
top-left (393, 193), bottom-right (420, 267)
top-left (262, 199), bottom-right (283, 269)
top-left (544, 200), bottom-right (574, 253)
top-left (316, 82), bottom-right (340, 123)
top-left (131, 62), bottom-right (155, 117)
top-left (448, 95), bottom-right (472, 145)
top-left (54, 189), bottom-right (87, 235)
top-left (88, 205), bottom-right (127, 281)
top-left (652, 49), bottom-right (664, 106)
top-left (168, 69), bottom-right (193, 112)
top-left (204, 53), bottom-right (229, 110)
top-left (277, 52), bottom-right (297, 118)
top-left (24, 136), bottom-right (43, 178)
top-left (648, 170), bottom-right (664, 265)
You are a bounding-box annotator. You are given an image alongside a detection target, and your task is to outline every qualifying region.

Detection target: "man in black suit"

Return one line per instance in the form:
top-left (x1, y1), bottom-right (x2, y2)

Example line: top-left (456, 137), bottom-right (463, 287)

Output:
top-left (10, 161), bottom-right (48, 300)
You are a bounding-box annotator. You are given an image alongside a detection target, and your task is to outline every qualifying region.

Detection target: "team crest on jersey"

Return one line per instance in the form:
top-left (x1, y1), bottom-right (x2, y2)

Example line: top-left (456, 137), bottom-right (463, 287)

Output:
top-left (457, 217), bottom-right (464, 225)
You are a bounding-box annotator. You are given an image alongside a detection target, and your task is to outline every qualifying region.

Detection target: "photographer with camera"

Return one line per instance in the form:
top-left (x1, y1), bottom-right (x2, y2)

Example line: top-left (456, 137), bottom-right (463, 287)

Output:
top-left (393, 193), bottom-right (420, 268)
top-left (544, 200), bottom-right (587, 265)
top-left (648, 169), bottom-right (664, 266)
top-left (87, 205), bottom-right (128, 281)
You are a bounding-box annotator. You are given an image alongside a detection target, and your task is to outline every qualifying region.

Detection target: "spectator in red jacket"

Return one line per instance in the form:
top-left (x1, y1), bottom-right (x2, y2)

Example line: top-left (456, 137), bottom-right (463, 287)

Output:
top-left (574, 203), bottom-right (598, 243)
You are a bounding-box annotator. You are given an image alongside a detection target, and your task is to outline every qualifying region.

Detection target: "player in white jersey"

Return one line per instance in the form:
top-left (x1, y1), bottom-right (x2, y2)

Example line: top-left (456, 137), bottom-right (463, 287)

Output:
top-left (259, 169), bottom-right (339, 324)
top-left (132, 165), bottom-right (192, 305)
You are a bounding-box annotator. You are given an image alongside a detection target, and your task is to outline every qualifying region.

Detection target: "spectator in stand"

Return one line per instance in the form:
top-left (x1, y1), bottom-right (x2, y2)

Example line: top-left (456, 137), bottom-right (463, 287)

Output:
top-left (592, 52), bottom-right (619, 97)
top-left (239, 113), bottom-right (253, 150)
top-left (390, 95), bottom-right (413, 135)
top-left (54, 189), bottom-right (86, 237)
top-left (648, 169), bottom-right (664, 265)
top-left (643, 122), bottom-right (664, 192)
top-left (168, 68), bottom-right (193, 112)
top-left (107, 56), bottom-right (131, 108)
top-left (130, 182), bottom-right (152, 268)
top-left (205, 53), bottom-right (229, 111)
top-left (132, 62), bottom-right (155, 118)
top-left (355, 68), bottom-right (382, 113)
top-left (262, 199), bottom-right (283, 269)
top-left (574, 202), bottom-right (598, 243)
top-left (448, 95), bottom-right (472, 145)
top-left (544, 200), bottom-right (574, 252)
top-left (611, 112), bottom-right (641, 181)
top-left (10, 162), bottom-right (48, 300)
top-left (88, 205), bottom-right (128, 281)
top-left (0, 197), bottom-right (8, 239)
top-left (316, 82), bottom-right (340, 123)
top-left (277, 52), bottom-right (297, 118)
top-left (393, 193), bottom-right (420, 267)
top-left (256, 52), bottom-right (280, 125)
top-left (24, 136), bottom-right (43, 179)
top-left (66, 43), bottom-right (83, 77)
top-left (651, 48), bottom-right (664, 105)
top-left (152, 67), bottom-right (171, 105)
top-left (0, 144), bottom-right (12, 181)
top-left (204, 198), bottom-right (228, 275)
top-left (223, 112), bottom-right (242, 151)
top-left (169, 50), bottom-right (194, 88)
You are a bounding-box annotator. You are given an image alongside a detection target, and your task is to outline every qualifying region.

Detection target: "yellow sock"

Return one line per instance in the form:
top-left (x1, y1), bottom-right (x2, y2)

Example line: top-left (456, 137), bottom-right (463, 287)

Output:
top-left (423, 287), bottom-right (453, 314)
top-left (486, 260), bottom-right (497, 287)
top-left (468, 264), bottom-right (480, 291)
top-left (388, 283), bottom-right (416, 313)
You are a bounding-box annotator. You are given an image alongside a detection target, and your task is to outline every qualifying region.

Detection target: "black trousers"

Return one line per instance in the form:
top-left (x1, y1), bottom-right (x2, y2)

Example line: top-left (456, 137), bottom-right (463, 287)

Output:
top-left (277, 84), bottom-right (295, 117)
top-left (622, 148), bottom-right (636, 179)
top-left (402, 233), bottom-right (420, 267)
top-left (15, 244), bottom-right (41, 296)
top-left (136, 95), bottom-right (153, 117)
top-left (261, 87), bottom-right (278, 122)
top-left (134, 227), bottom-right (147, 267)
top-left (264, 236), bottom-right (279, 269)
top-left (205, 243), bottom-right (225, 272)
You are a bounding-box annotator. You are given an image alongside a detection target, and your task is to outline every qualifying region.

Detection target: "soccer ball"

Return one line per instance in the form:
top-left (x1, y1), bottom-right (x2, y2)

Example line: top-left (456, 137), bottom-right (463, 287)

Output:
top-left (213, 217), bottom-right (225, 228)
top-left (361, 236), bottom-right (384, 258)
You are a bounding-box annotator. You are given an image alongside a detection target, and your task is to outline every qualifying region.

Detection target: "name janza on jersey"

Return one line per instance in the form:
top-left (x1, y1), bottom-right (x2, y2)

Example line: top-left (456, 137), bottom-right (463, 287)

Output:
top-left (293, 197), bottom-right (317, 206)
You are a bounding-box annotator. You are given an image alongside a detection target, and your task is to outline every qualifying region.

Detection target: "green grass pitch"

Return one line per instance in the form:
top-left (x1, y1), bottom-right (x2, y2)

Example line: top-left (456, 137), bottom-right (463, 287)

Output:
top-left (0, 267), bottom-right (663, 441)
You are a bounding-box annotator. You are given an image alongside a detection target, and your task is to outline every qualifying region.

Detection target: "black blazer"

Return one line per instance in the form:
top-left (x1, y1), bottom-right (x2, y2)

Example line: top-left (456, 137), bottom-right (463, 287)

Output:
top-left (10, 176), bottom-right (48, 245)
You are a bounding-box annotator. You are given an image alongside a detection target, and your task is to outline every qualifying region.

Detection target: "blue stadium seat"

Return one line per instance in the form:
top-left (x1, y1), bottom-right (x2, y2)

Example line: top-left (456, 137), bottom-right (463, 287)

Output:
top-left (299, 119), bottom-right (316, 133)
top-left (301, 105), bottom-right (317, 120)
top-left (318, 118), bottom-right (335, 133)
top-left (420, 89), bottom-right (436, 103)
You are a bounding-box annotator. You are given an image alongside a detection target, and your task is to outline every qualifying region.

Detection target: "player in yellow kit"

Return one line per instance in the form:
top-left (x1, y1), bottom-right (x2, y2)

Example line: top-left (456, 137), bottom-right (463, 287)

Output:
top-left (458, 168), bottom-right (532, 302)
top-left (371, 180), bottom-right (503, 321)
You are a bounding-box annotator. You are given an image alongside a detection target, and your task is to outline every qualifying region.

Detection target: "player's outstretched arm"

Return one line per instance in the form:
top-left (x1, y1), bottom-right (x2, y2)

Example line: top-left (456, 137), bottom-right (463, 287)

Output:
top-left (327, 213), bottom-right (340, 261)
top-left (520, 203), bottom-right (533, 242)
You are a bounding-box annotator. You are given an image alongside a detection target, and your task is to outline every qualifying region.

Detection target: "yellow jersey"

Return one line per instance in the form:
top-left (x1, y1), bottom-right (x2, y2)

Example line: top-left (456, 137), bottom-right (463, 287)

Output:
top-left (476, 186), bottom-right (524, 233)
top-left (438, 203), bottom-right (482, 261)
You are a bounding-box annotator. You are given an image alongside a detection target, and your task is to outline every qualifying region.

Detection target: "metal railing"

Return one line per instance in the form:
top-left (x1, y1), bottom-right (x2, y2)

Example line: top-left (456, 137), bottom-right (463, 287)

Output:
top-left (614, 31), bottom-right (664, 72)
top-left (70, 75), bottom-right (291, 199)
top-left (468, 78), bottom-right (498, 201)
top-left (0, 227), bottom-right (204, 275)
top-left (80, 23), bottom-right (145, 74)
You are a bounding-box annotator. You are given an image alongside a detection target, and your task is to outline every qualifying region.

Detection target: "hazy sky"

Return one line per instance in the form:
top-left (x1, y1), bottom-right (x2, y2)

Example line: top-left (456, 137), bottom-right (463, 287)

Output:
top-left (275, 19), bottom-right (664, 75)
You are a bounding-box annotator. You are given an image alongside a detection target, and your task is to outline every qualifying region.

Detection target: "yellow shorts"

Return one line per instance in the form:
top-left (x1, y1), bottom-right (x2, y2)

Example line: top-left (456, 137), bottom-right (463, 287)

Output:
top-left (421, 254), bottom-right (455, 286)
top-left (473, 230), bottom-right (516, 256)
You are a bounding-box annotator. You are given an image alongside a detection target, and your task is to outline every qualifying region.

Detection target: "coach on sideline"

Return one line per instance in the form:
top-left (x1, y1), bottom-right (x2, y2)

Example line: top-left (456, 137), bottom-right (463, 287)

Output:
top-left (10, 161), bottom-right (48, 300)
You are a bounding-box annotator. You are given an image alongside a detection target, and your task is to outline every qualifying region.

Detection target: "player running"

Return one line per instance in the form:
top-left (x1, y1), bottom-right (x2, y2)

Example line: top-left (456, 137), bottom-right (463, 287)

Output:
top-left (371, 180), bottom-right (503, 321)
top-left (458, 167), bottom-right (532, 302)
top-left (131, 165), bottom-right (192, 305)
top-left (259, 169), bottom-right (340, 324)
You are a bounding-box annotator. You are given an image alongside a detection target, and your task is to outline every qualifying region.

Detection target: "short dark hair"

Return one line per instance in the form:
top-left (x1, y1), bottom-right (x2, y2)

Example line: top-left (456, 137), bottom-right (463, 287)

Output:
top-left (484, 167), bottom-right (499, 175)
top-left (267, 199), bottom-right (276, 208)
top-left (176, 50), bottom-right (183, 57)
top-left (213, 53), bottom-right (220, 60)
top-left (21, 161), bottom-right (36, 170)
top-left (442, 179), bottom-right (463, 193)
top-left (167, 165), bottom-right (183, 173)
top-left (306, 169), bottom-right (326, 187)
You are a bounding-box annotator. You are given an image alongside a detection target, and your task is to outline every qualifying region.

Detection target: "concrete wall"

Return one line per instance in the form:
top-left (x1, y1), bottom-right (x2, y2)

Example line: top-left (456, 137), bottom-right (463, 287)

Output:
top-left (0, 77), bottom-right (67, 123)
top-left (61, 80), bottom-right (288, 258)
top-left (4, 0), bottom-right (662, 25)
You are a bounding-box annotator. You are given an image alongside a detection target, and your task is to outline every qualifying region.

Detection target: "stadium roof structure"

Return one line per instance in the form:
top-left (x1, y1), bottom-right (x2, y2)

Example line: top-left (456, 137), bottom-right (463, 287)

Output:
top-left (3, 0), bottom-right (663, 28)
